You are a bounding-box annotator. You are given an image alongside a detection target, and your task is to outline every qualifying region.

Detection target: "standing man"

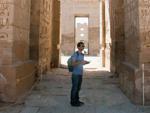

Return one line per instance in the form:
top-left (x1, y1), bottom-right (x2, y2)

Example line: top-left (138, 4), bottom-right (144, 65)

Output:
top-left (70, 42), bottom-right (90, 107)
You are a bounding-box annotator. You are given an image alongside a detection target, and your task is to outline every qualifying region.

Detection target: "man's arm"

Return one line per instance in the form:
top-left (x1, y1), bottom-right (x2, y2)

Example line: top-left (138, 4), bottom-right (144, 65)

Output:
top-left (72, 60), bottom-right (89, 66)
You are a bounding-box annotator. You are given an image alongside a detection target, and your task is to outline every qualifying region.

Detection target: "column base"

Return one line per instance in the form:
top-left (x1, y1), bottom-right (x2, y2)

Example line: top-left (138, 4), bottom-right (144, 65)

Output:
top-left (120, 62), bottom-right (142, 104)
top-left (0, 60), bottom-right (37, 102)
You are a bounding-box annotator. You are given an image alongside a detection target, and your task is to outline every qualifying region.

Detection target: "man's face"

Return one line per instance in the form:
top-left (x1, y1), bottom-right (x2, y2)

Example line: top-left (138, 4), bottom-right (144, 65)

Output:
top-left (78, 44), bottom-right (85, 51)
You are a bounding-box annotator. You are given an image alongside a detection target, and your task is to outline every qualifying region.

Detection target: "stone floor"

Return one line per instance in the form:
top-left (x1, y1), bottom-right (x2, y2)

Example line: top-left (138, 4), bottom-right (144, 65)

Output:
top-left (0, 68), bottom-right (150, 113)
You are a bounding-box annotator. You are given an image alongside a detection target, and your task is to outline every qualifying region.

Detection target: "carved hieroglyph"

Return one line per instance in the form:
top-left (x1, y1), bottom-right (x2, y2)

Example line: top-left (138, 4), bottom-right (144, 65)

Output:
top-left (0, 3), bottom-right (10, 41)
top-left (140, 0), bottom-right (150, 48)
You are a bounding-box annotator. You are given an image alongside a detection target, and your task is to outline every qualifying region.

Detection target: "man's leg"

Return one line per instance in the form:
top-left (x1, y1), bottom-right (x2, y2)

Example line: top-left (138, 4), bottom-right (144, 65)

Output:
top-left (76, 75), bottom-right (82, 102)
top-left (71, 74), bottom-right (80, 105)
top-left (77, 75), bottom-right (84, 105)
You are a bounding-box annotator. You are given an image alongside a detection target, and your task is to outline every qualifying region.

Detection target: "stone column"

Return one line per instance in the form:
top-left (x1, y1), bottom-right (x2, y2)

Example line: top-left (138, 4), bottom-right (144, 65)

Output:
top-left (100, 0), bottom-right (106, 67)
top-left (139, 0), bottom-right (150, 105)
top-left (39, 0), bottom-right (53, 73)
top-left (104, 0), bottom-right (111, 70)
top-left (30, 0), bottom-right (54, 74)
top-left (120, 0), bottom-right (140, 104)
top-left (0, 0), bottom-right (36, 102)
top-left (109, 0), bottom-right (125, 74)
top-left (51, 0), bottom-right (60, 68)
top-left (120, 0), bottom-right (150, 104)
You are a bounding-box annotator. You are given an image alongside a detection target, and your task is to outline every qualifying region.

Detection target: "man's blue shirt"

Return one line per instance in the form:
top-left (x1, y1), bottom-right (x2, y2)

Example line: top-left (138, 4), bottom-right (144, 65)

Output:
top-left (71, 52), bottom-right (84, 75)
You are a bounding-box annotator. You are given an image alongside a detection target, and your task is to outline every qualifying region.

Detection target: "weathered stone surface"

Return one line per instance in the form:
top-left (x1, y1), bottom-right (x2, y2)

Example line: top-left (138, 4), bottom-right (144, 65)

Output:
top-left (51, 0), bottom-right (60, 68)
top-left (120, 62), bottom-right (142, 104)
top-left (118, 0), bottom-right (141, 104)
top-left (109, 0), bottom-right (125, 73)
top-left (0, 0), bottom-right (37, 102)
top-left (0, 61), bottom-right (36, 102)
top-left (110, 0), bottom-right (150, 104)
top-left (10, 69), bottom-right (150, 113)
top-left (20, 107), bottom-right (39, 113)
top-left (30, 0), bottom-right (60, 73)
top-left (0, 0), bottom-right (149, 105)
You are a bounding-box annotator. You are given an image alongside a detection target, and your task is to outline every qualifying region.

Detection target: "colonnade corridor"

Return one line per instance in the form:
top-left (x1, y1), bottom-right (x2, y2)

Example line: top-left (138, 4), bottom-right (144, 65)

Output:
top-left (0, 68), bottom-right (150, 113)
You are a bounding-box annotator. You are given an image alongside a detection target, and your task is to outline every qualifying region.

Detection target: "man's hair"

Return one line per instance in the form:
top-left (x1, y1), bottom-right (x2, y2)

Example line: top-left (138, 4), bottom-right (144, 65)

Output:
top-left (77, 42), bottom-right (84, 47)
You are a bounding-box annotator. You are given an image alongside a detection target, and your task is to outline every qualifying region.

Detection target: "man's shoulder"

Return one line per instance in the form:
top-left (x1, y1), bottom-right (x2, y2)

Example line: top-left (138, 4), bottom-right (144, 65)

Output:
top-left (72, 51), bottom-right (84, 57)
top-left (72, 51), bottom-right (78, 56)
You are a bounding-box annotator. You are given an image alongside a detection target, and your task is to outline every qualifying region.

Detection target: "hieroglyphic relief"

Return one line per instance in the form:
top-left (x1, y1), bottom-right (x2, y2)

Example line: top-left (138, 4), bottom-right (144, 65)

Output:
top-left (140, 1), bottom-right (150, 102)
top-left (39, 0), bottom-right (52, 73)
top-left (20, 0), bottom-right (28, 9)
top-left (0, 3), bottom-right (9, 28)
top-left (0, 3), bottom-right (9, 16)
top-left (0, 18), bottom-right (9, 29)
top-left (40, 0), bottom-right (52, 37)
top-left (140, 1), bottom-right (150, 48)
top-left (0, 3), bottom-right (9, 40)
top-left (0, 32), bottom-right (8, 40)
top-left (41, 0), bottom-right (51, 21)
top-left (142, 30), bottom-right (150, 48)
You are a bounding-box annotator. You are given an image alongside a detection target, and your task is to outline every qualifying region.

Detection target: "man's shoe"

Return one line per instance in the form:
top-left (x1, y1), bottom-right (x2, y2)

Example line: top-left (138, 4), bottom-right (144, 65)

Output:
top-left (78, 101), bottom-right (84, 105)
top-left (70, 102), bottom-right (81, 107)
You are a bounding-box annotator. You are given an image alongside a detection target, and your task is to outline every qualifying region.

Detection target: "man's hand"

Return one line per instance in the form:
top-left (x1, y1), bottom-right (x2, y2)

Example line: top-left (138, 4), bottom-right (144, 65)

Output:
top-left (81, 60), bottom-right (90, 65)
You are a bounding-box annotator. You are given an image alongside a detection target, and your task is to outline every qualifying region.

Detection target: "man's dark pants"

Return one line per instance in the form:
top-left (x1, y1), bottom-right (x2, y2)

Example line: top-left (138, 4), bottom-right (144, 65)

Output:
top-left (71, 74), bottom-right (82, 104)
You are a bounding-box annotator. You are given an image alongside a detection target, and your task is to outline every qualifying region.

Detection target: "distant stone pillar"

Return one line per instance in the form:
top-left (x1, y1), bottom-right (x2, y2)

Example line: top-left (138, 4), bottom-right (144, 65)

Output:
top-left (0, 0), bottom-right (36, 102)
top-left (100, 0), bottom-right (106, 67)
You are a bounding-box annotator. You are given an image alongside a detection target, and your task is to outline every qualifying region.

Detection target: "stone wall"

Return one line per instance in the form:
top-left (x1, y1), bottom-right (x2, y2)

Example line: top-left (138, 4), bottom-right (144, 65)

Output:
top-left (119, 0), bottom-right (141, 104)
top-left (0, 0), bottom-right (60, 102)
top-left (0, 0), bottom-right (36, 102)
top-left (139, 0), bottom-right (150, 104)
top-left (61, 0), bottom-right (100, 56)
top-left (51, 0), bottom-right (60, 68)
top-left (119, 0), bottom-right (150, 104)
top-left (30, 0), bottom-right (40, 61)
top-left (39, 0), bottom-right (53, 73)
top-left (109, 0), bottom-right (125, 73)
top-left (30, 0), bottom-right (58, 74)
top-left (108, 0), bottom-right (150, 105)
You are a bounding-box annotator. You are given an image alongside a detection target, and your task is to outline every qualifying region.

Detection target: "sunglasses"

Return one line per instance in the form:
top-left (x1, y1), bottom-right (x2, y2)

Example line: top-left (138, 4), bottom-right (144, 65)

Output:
top-left (81, 45), bottom-right (85, 47)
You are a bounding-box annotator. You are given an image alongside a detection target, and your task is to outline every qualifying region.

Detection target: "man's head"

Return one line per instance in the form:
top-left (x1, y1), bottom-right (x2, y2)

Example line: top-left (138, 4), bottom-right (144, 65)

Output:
top-left (77, 42), bottom-right (85, 52)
